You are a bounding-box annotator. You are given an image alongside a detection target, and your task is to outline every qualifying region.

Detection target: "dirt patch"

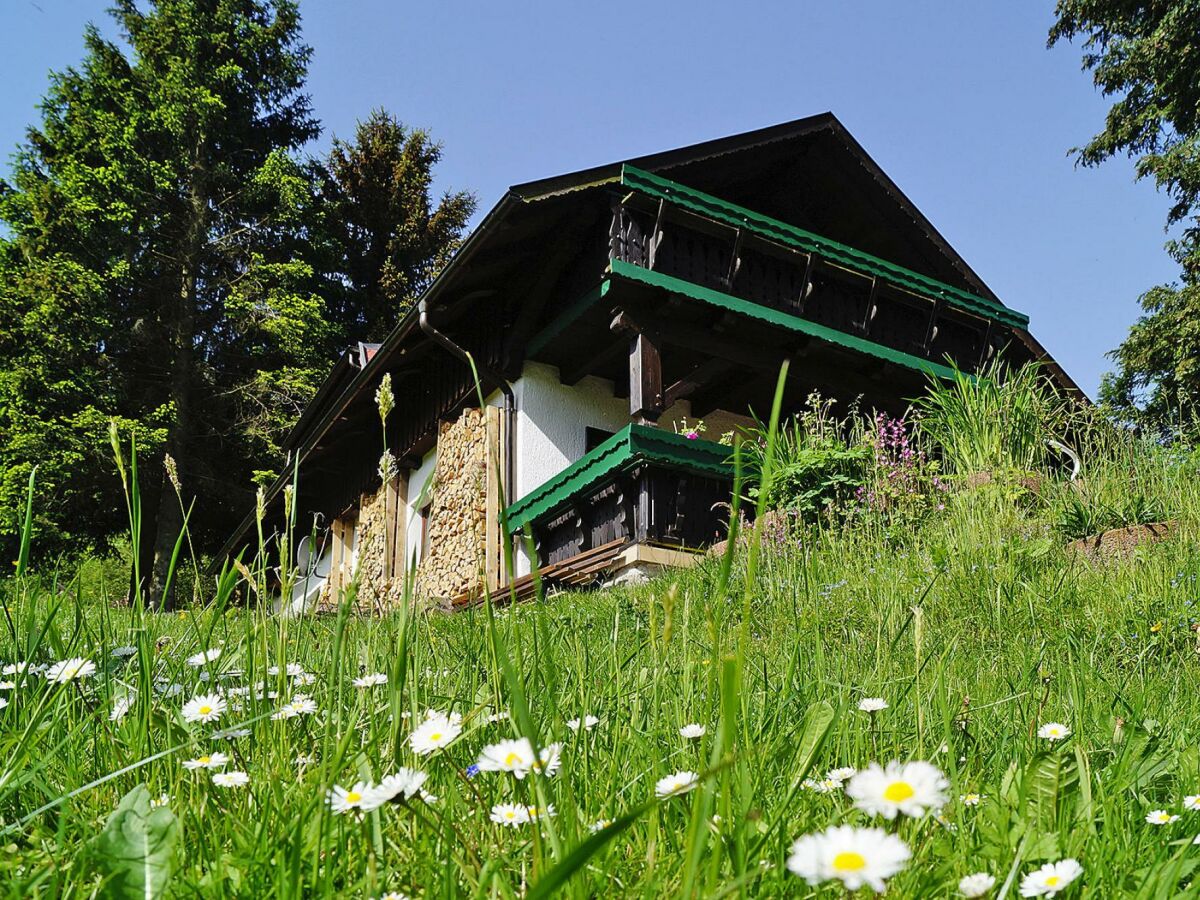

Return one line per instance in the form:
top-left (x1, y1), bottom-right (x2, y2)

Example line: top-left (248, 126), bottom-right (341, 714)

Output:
top-left (1066, 521), bottom-right (1178, 563)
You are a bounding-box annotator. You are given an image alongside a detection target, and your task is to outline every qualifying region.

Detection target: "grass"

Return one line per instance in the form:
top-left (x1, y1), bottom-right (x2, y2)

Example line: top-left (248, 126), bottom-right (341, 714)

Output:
top-left (2, 374), bottom-right (1200, 897)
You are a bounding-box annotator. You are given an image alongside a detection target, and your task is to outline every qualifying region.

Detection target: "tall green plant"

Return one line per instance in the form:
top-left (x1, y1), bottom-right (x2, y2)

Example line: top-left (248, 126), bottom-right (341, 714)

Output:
top-left (914, 361), bottom-right (1065, 477)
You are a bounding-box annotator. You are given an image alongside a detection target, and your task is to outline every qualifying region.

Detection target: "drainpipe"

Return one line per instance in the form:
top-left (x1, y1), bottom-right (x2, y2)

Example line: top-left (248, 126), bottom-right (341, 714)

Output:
top-left (418, 300), bottom-right (516, 586)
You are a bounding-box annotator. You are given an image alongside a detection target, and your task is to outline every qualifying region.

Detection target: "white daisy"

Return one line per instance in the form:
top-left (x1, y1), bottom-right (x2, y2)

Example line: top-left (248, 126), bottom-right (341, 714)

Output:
top-left (267, 663), bottom-right (303, 677)
top-left (786, 824), bottom-right (911, 893)
top-left (211, 770), bottom-right (249, 788)
top-left (149, 793), bottom-right (170, 808)
top-left (1185, 795), bottom-right (1200, 811)
top-left (365, 768), bottom-right (428, 808)
top-left (960, 792), bottom-right (986, 807)
top-left (532, 742), bottom-right (562, 777)
top-left (827, 767), bottom-right (857, 784)
top-left (566, 715), bottom-right (599, 731)
top-left (213, 727), bottom-right (251, 740)
top-left (111, 646), bottom-right (137, 658)
top-left (327, 781), bottom-right (372, 815)
top-left (409, 711), bottom-right (462, 755)
top-left (525, 804), bottom-right (555, 822)
top-left (490, 803), bottom-right (529, 827)
top-left (477, 738), bottom-right (536, 778)
top-left (0, 697), bottom-right (7, 711)
top-left (803, 777), bottom-right (843, 794)
top-left (857, 697), bottom-right (888, 713)
top-left (656, 770), bottom-right (699, 799)
top-left (183, 752), bottom-right (229, 770)
top-left (353, 673), bottom-right (388, 688)
top-left (1019, 858), bottom-right (1083, 897)
top-left (680, 723), bottom-right (706, 739)
top-left (292, 672), bottom-right (316, 686)
top-left (1037, 722), bottom-right (1071, 742)
top-left (295, 754), bottom-right (317, 766)
top-left (379, 892), bottom-right (408, 900)
top-left (0, 681), bottom-right (14, 690)
top-left (155, 681), bottom-right (184, 698)
top-left (45, 657), bottom-right (96, 683)
top-left (182, 692), bottom-right (227, 724)
top-left (1146, 809), bottom-right (1180, 825)
top-left (589, 818), bottom-right (613, 832)
top-left (109, 694), bottom-right (135, 722)
top-left (2, 662), bottom-right (32, 676)
top-left (845, 760), bottom-right (949, 820)
top-left (959, 871), bottom-right (996, 897)
top-left (186, 647), bottom-right (222, 667)
top-left (272, 694), bottom-right (318, 720)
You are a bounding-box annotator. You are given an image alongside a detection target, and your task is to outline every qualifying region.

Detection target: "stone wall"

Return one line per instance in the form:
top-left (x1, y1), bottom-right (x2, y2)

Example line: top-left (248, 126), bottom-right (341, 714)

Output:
top-left (414, 407), bottom-right (490, 602)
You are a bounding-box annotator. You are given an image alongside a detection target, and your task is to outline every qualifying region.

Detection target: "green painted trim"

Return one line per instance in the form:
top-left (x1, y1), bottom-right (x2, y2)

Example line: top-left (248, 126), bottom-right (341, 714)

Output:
top-left (621, 165), bottom-right (1029, 330)
top-left (504, 424), bottom-right (730, 531)
top-left (526, 280), bottom-right (611, 357)
top-left (609, 259), bottom-right (960, 382)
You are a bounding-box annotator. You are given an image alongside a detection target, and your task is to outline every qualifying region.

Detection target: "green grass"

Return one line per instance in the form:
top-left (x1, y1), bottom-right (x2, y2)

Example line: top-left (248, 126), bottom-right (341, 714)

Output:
top-left (3, 385), bottom-right (1200, 896)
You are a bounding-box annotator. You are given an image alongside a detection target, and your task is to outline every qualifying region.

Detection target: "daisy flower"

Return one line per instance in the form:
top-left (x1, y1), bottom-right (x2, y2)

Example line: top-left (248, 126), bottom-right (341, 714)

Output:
top-left (111, 646), bottom-right (137, 658)
top-left (845, 760), bottom-right (948, 820)
top-left (960, 792), bottom-right (986, 807)
top-left (1018, 858), bottom-right (1082, 897)
top-left (0, 697), bottom-right (7, 711)
top-left (1184, 795), bottom-right (1200, 811)
top-left (183, 752), bottom-right (229, 770)
top-left (1146, 809), bottom-right (1180, 825)
top-left (353, 673), bottom-right (388, 688)
top-left (149, 794), bottom-right (170, 809)
top-left (490, 803), bottom-right (530, 827)
top-left (1037, 722), bottom-right (1071, 742)
top-left (525, 804), bottom-right (555, 822)
top-left (532, 742), bottom-right (562, 777)
top-left (786, 824), bottom-right (911, 893)
top-left (293, 672), bottom-right (316, 686)
top-left (213, 727), bottom-right (251, 740)
top-left (589, 818), bottom-right (613, 832)
top-left (656, 770), bottom-right (699, 799)
top-left (680, 724), bottom-right (706, 739)
top-left (959, 872), bottom-right (996, 897)
top-left (272, 695), bottom-right (318, 720)
top-left (857, 697), bottom-right (888, 713)
top-left (2, 662), bottom-right (32, 676)
top-left (267, 663), bottom-right (303, 677)
top-left (327, 781), bottom-right (372, 815)
top-left (45, 657), bottom-right (96, 683)
top-left (477, 738), bottom-right (536, 777)
top-left (380, 893), bottom-right (409, 900)
top-left (110, 694), bottom-right (135, 722)
top-left (365, 768), bottom-right (428, 808)
top-left (409, 711), bottom-right (462, 755)
top-left (182, 692), bottom-right (227, 724)
top-left (803, 777), bottom-right (843, 794)
top-left (211, 770), bottom-right (249, 788)
top-left (155, 681), bottom-right (184, 698)
top-left (186, 647), bottom-right (222, 667)
top-left (0, 681), bottom-right (14, 690)
top-left (827, 767), bottom-right (857, 784)
top-left (566, 715), bottom-right (599, 731)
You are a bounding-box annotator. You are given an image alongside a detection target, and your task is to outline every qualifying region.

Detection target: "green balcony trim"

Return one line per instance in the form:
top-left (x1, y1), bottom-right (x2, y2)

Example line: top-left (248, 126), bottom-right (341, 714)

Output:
top-left (608, 259), bottom-right (960, 382)
top-left (504, 424), bottom-right (730, 532)
top-left (620, 165), bottom-right (1028, 330)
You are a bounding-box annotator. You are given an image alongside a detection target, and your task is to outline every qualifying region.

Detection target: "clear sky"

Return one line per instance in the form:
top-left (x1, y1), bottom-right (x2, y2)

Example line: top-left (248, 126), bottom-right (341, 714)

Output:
top-left (2, 0), bottom-right (1182, 399)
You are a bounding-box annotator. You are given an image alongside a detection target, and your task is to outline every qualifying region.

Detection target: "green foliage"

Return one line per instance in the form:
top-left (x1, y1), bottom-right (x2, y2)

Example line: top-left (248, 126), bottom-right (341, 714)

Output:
top-left (0, 4), bottom-right (473, 580)
top-left (740, 392), bottom-right (871, 524)
top-left (913, 361), bottom-right (1066, 478)
top-left (1051, 1), bottom-right (1200, 432)
top-left (93, 784), bottom-right (179, 899)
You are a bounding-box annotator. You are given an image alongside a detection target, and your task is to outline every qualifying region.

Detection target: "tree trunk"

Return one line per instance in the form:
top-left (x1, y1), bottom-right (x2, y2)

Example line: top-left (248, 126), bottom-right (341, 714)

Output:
top-left (146, 140), bottom-right (207, 610)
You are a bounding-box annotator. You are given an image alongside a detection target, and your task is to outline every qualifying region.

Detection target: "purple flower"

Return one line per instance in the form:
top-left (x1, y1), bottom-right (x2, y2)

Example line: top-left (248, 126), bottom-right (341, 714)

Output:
top-left (465, 764), bottom-right (480, 778)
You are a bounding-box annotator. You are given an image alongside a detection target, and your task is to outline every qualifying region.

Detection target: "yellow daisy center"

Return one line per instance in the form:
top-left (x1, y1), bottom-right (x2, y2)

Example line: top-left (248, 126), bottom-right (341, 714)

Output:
top-left (345, 791), bottom-right (362, 804)
top-left (198, 705), bottom-right (212, 715)
top-left (1046, 876), bottom-right (1060, 886)
top-left (883, 781), bottom-right (915, 802)
top-left (198, 756), bottom-right (210, 764)
top-left (504, 811), bottom-right (515, 819)
top-left (504, 752), bottom-right (523, 766)
top-left (429, 731), bottom-right (442, 742)
top-left (832, 851), bottom-right (867, 872)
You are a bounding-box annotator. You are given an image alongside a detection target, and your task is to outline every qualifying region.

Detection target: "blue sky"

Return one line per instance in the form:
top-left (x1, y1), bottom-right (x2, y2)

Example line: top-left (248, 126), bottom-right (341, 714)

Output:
top-left (3, 1), bottom-right (1181, 398)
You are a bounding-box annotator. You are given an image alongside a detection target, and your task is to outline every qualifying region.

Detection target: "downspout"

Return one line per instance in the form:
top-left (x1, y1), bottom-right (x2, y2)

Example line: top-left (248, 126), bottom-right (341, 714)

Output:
top-left (418, 300), bottom-right (516, 587)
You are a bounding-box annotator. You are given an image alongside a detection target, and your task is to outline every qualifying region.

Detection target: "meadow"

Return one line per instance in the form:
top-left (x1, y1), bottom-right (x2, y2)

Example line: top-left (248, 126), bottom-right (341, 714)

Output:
top-left (1, 368), bottom-right (1199, 898)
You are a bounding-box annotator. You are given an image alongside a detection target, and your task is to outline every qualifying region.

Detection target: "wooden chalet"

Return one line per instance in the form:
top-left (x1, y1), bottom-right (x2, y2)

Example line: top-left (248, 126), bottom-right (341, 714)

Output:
top-left (216, 113), bottom-right (1080, 612)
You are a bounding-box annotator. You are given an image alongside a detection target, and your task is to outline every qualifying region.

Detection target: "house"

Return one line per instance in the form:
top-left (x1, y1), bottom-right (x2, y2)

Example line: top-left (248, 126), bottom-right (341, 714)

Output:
top-left (216, 113), bottom-right (1080, 613)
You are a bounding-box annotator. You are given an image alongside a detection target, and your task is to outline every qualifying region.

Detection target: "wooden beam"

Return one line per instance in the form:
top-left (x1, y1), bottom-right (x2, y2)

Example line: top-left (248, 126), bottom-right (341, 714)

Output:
top-left (561, 337), bottom-right (627, 386)
top-left (612, 304), bottom-right (797, 373)
top-left (663, 358), bottom-right (738, 408)
top-left (629, 332), bottom-right (664, 423)
top-left (502, 229), bottom-right (588, 372)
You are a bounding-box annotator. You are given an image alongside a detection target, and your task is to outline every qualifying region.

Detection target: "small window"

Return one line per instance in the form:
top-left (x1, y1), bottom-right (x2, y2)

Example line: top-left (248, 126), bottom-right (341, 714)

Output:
top-left (419, 501), bottom-right (433, 561)
top-left (586, 427), bottom-right (617, 453)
